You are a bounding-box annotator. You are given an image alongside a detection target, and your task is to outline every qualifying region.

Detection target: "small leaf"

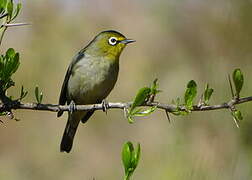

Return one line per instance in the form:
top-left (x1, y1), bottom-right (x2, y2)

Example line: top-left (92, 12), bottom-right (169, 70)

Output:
top-left (127, 114), bottom-right (134, 124)
top-left (131, 87), bottom-right (151, 110)
top-left (122, 141), bottom-right (141, 180)
top-left (231, 110), bottom-right (243, 128)
top-left (0, 0), bottom-right (7, 14)
top-left (184, 80), bottom-right (197, 109)
top-left (11, 2), bottom-right (21, 20)
top-left (35, 86), bottom-right (39, 102)
top-left (6, 48), bottom-right (15, 58)
top-left (132, 143), bottom-right (141, 169)
top-left (7, 0), bottom-right (13, 19)
top-left (133, 106), bottom-right (157, 117)
top-left (232, 69), bottom-right (244, 97)
top-left (203, 84), bottom-right (214, 104)
top-left (11, 52), bottom-right (20, 74)
top-left (122, 141), bottom-right (134, 174)
top-left (20, 85), bottom-right (28, 100)
top-left (150, 78), bottom-right (161, 95)
top-left (35, 86), bottom-right (43, 104)
top-left (232, 110), bottom-right (243, 121)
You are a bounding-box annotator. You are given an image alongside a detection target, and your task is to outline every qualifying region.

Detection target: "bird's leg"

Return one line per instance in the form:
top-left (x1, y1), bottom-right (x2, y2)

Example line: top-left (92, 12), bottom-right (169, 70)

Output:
top-left (69, 100), bottom-right (76, 114)
top-left (101, 99), bottom-right (109, 114)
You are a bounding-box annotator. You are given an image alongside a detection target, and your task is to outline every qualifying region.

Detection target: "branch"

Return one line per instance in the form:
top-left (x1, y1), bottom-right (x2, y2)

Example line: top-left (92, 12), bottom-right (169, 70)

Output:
top-left (0, 96), bottom-right (252, 114)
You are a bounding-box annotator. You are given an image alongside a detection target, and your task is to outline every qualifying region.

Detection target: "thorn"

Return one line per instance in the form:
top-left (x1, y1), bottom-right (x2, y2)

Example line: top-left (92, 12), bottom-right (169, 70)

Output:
top-left (69, 100), bottom-right (76, 114)
top-left (123, 107), bottom-right (128, 119)
top-left (165, 110), bottom-right (171, 123)
top-left (3, 22), bottom-right (31, 27)
top-left (7, 111), bottom-right (14, 119)
top-left (101, 99), bottom-right (109, 114)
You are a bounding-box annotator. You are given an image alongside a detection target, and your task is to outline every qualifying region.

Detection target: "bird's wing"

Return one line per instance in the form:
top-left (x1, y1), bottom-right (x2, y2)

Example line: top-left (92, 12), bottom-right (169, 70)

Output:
top-left (57, 50), bottom-right (85, 117)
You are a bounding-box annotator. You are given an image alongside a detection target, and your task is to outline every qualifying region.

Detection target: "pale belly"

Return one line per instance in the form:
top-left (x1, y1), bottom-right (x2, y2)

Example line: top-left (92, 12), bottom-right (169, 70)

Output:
top-left (67, 58), bottom-right (119, 105)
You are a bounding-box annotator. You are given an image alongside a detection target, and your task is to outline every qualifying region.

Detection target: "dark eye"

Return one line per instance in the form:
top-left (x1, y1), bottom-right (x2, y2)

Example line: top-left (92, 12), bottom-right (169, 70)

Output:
top-left (108, 37), bottom-right (117, 46)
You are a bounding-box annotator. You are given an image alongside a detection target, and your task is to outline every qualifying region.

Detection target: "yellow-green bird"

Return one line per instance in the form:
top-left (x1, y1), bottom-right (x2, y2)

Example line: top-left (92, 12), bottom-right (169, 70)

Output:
top-left (57, 30), bottom-right (135, 153)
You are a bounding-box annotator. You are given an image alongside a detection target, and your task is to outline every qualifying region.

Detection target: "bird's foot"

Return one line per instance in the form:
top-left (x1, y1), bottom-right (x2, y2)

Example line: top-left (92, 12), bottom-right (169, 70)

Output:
top-left (69, 100), bottom-right (76, 114)
top-left (101, 99), bottom-right (109, 114)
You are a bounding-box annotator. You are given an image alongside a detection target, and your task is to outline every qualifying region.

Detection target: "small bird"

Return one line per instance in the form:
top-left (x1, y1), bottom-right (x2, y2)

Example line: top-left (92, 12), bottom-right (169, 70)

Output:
top-left (57, 30), bottom-right (135, 153)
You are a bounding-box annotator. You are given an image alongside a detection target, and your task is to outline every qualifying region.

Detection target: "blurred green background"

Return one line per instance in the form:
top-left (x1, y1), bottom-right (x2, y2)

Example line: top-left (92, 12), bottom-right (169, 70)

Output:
top-left (1, 0), bottom-right (252, 179)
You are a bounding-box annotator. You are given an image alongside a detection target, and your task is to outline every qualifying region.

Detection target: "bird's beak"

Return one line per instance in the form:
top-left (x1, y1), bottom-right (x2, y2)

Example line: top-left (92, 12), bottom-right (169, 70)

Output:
top-left (120, 39), bottom-right (136, 44)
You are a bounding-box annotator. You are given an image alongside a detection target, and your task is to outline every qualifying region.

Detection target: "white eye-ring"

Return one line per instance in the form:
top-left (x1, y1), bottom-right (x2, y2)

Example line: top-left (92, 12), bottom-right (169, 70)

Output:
top-left (108, 37), bottom-right (117, 46)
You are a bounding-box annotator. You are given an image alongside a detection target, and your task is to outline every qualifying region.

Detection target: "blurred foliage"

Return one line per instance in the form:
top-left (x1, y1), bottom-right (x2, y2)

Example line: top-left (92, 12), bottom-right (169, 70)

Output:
top-left (0, 0), bottom-right (252, 180)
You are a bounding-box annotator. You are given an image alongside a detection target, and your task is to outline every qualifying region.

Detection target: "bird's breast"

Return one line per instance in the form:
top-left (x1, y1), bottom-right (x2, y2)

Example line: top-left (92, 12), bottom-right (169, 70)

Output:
top-left (67, 56), bottom-right (119, 104)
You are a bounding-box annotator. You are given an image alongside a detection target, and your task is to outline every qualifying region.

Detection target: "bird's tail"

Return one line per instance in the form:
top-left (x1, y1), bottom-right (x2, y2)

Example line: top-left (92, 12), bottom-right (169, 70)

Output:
top-left (60, 112), bottom-right (82, 153)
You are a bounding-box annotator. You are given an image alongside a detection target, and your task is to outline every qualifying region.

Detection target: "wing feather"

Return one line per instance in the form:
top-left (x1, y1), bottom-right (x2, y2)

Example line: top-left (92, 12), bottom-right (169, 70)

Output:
top-left (57, 51), bottom-right (85, 117)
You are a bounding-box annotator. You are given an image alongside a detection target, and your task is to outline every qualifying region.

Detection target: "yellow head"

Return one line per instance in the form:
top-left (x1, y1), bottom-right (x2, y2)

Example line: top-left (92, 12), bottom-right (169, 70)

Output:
top-left (84, 30), bottom-right (135, 60)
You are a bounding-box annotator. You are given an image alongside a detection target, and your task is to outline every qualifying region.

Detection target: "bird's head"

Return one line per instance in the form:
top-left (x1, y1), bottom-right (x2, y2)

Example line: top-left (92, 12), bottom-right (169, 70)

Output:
top-left (85, 30), bottom-right (135, 60)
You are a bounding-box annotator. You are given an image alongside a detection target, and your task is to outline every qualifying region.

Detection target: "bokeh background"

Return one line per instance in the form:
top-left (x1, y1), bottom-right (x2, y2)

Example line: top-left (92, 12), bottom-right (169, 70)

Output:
top-left (1, 0), bottom-right (252, 179)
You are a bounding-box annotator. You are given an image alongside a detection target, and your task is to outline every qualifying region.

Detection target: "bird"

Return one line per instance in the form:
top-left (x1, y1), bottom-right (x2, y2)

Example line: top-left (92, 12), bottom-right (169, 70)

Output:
top-left (57, 30), bottom-right (135, 153)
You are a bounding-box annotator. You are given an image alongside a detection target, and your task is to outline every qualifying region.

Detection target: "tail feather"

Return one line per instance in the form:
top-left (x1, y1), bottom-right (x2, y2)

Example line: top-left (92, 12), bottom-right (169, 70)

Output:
top-left (60, 122), bottom-right (74, 153)
top-left (60, 113), bottom-right (81, 153)
top-left (60, 111), bottom-right (93, 153)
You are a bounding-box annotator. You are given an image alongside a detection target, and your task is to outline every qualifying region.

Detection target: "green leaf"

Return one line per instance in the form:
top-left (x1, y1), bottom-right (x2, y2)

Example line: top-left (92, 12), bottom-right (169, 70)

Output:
top-left (122, 141), bottom-right (141, 180)
top-left (11, 2), bottom-right (21, 20)
top-left (133, 106), bottom-right (157, 117)
top-left (232, 110), bottom-right (243, 121)
top-left (20, 85), bottom-right (28, 100)
top-left (184, 80), bottom-right (197, 109)
top-left (231, 109), bottom-right (243, 128)
top-left (203, 84), bottom-right (214, 104)
top-left (131, 87), bottom-right (151, 111)
top-left (232, 69), bottom-right (244, 97)
top-left (127, 114), bottom-right (134, 124)
top-left (132, 143), bottom-right (141, 169)
top-left (0, 48), bottom-right (20, 91)
top-left (11, 52), bottom-right (20, 74)
top-left (35, 86), bottom-right (39, 102)
top-left (35, 86), bottom-right (43, 103)
top-left (122, 141), bottom-right (134, 174)
top-left (150, 78), bottom-right (161, 95)
top-left (6, 48), bottom-right (15, 58)
top-left (0, 0), bottom-right (7, 15)
top-left (7, 0), bottom-right (13, 19)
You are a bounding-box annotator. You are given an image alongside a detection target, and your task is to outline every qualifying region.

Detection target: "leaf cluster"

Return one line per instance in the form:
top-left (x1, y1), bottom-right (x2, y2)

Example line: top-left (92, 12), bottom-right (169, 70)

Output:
top-left (0, 0), bottom-right (21, 22)
top-left (171, 80), bottom-right (214, 115)
top-left (127, 79), bottom-right (160, 123)
top-left (229, 68), bottom-right (244, 127)
top-left (122, 141), bottom-right (141, 180)
top-left (0, 48), bottom-right (19, 92)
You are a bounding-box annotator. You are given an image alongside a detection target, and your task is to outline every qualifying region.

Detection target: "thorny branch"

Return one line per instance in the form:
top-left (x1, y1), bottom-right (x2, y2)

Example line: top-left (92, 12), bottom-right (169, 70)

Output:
top-left (0, 96), bottom-right (252, 115)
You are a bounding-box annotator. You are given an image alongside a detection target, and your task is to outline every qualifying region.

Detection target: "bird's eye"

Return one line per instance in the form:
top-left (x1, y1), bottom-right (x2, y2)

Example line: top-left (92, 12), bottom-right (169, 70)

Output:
top-left (108, 37), bottom-right (117, 46)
